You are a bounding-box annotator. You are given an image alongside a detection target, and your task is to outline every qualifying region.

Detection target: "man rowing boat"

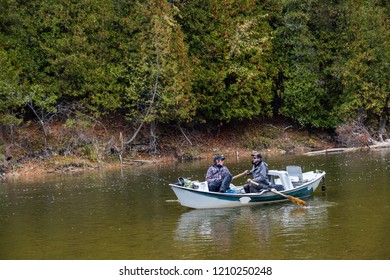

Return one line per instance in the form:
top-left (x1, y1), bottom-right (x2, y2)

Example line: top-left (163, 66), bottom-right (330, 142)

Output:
top-left (242, 152), bottom-right (270, 193)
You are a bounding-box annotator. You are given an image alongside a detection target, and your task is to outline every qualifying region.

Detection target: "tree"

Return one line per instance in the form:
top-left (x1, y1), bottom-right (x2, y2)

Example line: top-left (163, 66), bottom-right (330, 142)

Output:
top-left (0, 48), bottom-right (23, 129)
top-left (274, 0), bottom-right (341, 128)
top-left (339, 1), bottom-right (390, 141)
top-left (176, 0), bottom-right (275, 123)
top-left (0, 1), bottom-right (27, 133)
top-left (121, 0), bottom-right (195, 152)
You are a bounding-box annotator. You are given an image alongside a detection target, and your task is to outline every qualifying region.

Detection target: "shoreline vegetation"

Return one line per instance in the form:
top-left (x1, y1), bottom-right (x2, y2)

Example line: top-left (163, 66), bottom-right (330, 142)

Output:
top-left (1, 118), bottom-right (389, 181)
top-left (2, 2), bottom-right (389, 182)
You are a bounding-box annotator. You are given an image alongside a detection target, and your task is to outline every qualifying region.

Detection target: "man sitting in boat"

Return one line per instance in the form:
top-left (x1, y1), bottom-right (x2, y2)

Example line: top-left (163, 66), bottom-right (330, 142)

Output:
top-left (205, 155), bottom-right (232, 193)
top-left (243, 152), bottom-right (270, 193)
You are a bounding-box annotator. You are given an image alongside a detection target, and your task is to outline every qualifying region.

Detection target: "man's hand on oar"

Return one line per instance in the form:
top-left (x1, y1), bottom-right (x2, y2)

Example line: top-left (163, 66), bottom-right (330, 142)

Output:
top-left (249, 179), bottom-right (308, 207)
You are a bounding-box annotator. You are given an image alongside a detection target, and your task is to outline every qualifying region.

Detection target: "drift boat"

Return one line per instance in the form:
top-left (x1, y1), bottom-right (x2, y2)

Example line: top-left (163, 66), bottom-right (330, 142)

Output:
top-left (169, 166), bottom-right (326, 209)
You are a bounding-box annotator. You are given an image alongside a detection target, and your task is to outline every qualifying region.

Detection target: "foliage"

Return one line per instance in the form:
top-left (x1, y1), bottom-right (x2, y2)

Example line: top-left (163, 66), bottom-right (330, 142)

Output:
top-left (0, 0), bottom-right (389, 153)
top-left (0, 48), bottom-right (23, 126)
top-left (338, 1), bottom-right (390, 130)
top-left (122, 0), bottom-right (195, 124)
top-left (176, 0), bottom-right (276, 122)
top-left (274, 0), bottom-right (343, 128)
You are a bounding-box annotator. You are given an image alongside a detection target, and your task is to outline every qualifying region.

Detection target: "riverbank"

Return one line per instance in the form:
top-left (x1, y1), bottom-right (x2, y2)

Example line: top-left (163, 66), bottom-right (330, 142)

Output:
top-left (1, 118), bottom-right (389, 180)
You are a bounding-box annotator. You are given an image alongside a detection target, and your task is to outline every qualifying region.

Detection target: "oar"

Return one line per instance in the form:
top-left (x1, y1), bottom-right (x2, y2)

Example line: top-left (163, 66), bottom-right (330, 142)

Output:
top-left (232, 172), bottom-right (247, 180)
top-left (249, 180), bottom-right (308, 207)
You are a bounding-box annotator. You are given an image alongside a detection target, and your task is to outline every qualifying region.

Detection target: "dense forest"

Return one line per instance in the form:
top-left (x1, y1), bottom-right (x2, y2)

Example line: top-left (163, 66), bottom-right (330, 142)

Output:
top-left (1, 0), bottom-right (389, 164)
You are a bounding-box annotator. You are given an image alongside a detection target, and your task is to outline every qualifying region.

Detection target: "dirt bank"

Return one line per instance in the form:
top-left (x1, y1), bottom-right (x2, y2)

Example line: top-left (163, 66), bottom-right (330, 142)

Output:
top-left (0, 119), bottom-right (335, 179)
top-left (4, 117), bottom-right (388, 180)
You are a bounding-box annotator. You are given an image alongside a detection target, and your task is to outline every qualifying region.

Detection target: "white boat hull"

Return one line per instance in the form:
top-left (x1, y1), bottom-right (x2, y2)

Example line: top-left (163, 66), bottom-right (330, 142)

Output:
top-left (170, 170), bottom-right (326, 209)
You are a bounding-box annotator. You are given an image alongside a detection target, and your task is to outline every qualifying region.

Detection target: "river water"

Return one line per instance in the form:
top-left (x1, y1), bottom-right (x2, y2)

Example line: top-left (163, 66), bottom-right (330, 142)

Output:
top-left (0, 149), bottom-right (389, 260)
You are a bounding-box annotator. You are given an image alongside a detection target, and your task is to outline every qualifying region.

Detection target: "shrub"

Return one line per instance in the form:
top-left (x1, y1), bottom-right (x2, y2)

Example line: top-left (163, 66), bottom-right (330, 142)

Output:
top-left (336, 122), bottom-right (371, 147)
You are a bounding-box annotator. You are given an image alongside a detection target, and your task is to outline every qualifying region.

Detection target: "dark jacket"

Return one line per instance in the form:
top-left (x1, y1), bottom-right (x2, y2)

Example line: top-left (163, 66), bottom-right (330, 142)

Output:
top-left (206, 164), bottom-right (231, 183)
top-left (248, 160), bottom-right (269, 185)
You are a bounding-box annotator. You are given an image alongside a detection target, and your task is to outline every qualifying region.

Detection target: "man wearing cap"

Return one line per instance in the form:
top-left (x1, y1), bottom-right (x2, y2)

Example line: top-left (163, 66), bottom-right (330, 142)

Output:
top-left (206, 155), bottom-right (232, 193)
top-left (243, 152), bottom-right (270, 193)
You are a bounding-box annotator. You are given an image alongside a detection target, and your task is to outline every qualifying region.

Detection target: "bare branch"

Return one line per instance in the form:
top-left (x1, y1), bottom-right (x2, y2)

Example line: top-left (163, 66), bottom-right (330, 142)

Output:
top-left (178, 124), bottom-right (193, 146)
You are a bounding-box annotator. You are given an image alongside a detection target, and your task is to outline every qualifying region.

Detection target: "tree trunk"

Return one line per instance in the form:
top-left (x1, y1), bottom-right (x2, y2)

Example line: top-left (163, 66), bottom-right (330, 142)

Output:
top-left (378, 97), bottom-right (389, 142)
top-left (149, 120), bottom-right (157, 154)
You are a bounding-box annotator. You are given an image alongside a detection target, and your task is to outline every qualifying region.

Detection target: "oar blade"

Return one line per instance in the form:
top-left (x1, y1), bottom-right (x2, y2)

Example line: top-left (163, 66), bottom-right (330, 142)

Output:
top-left (289, 197), bottom-right (308, 207)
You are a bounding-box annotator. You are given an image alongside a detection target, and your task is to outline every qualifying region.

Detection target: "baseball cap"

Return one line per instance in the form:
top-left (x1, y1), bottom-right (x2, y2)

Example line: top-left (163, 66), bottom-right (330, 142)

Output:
top-left (213, 155), bottom-right (225, 162)
top-left (251, 151), bottom-right (262, 158)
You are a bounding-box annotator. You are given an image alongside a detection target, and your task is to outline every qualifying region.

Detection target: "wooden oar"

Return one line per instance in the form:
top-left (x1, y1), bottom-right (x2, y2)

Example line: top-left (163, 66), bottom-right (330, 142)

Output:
top-left (232, 172), bottom-right (247, 180)
top-left (249, 180), bottom-right (308, 207)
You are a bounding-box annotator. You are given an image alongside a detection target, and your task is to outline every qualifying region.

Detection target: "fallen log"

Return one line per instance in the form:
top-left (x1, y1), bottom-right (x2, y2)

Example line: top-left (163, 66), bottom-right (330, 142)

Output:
top-left (304, 148), bottom-right (348, 155)
top-left (304, 142), bottom-right (390, 155)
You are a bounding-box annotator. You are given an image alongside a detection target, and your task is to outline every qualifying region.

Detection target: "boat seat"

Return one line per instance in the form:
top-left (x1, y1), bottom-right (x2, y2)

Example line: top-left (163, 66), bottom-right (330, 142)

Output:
top-left (286, 166), bottom-right (306, 185)
top-left (270, 184), bottom-right (284, 191)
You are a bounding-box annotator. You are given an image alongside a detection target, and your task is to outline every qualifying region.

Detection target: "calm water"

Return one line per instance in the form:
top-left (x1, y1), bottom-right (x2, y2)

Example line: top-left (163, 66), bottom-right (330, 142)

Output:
top-left (0, 149), bottom-right (389, 260)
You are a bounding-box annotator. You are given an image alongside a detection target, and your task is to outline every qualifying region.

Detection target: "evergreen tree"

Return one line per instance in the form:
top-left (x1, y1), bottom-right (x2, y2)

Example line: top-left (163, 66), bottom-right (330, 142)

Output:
top-left (338, 0), bottom-right (390, 140)
top-left (274, 0), bottom-right (340, 128)
top-left (177, 0), bottom-right (275, 123)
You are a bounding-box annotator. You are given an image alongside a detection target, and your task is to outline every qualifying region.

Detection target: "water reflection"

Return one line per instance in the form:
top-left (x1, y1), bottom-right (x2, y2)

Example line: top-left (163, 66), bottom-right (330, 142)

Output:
top-left (1, 149), bottom-right (389, 259)
top-left (174, 197), bottom-right (335, 259)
